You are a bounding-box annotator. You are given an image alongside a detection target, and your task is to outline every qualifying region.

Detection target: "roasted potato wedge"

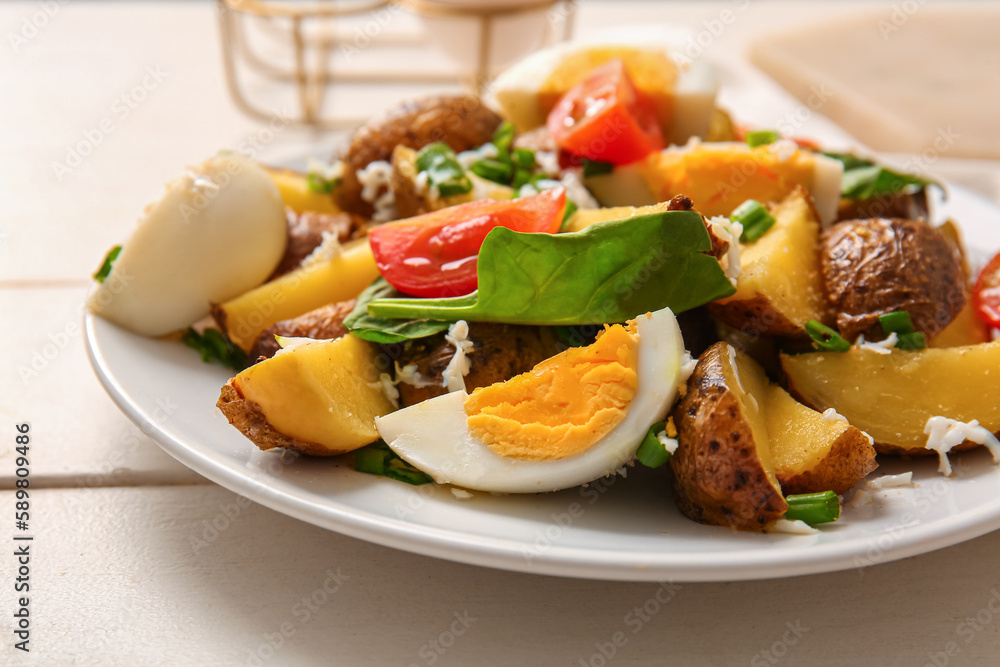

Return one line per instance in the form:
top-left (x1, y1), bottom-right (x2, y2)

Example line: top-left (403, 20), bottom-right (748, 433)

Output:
top-left (671, 343), bottom-right (787, 530)
top-left (821, 218), bottom-right (966, 341)
top-left (264, 166), bottom-right (342, 215)
top-left (334, 95), bottom-right (502, 217)
top-left (765, 385), bottom-right (876, 495)
top-left (218, 334), bottom-right (395, 455)
top-left (394, 323), bottom-right (563, 407)
top-left (710, 188), bottom-right (832, 338)
top-left (782, 340), bottom-right (1000, 455)
top-left (247, 299), bottom-right (357, 365)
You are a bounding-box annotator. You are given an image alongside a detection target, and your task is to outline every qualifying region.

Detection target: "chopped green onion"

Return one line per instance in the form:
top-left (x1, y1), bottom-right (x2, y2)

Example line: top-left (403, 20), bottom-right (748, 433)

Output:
top-left (822, 152), bottom-right (940, 200)
top-left (879, 310), bottom-right (915, 335)
top-left (746, 130), bottom-right (779, 148)
top-left (512, 168), bottom-right (533, 190)
top-left (513, 147), bottom-right (535, 170)
top-left (559, 198), bottom-right (578, 231)
top-left (416, 143), bottom-right (472, 197)
top-left (92, 245), bottom-right (122, 283)
top-left (354, 441), bottom-right (432, 485)
top-left (731, 199), bottom-right (777, 243)
top-left (806, 320), bottom-right (851, 353)
top-left (471, 158), bottom-right (512, 184)
top-left (879, 311), bottom-right (925, 350)
top-left (636, 421), bottom-right (671, 468)
top-left (306, 172), bottom-right (337, 194)
top-left (896, 331), bottom-right (927, 351)
top-left (491, 121), bottom-right (515, 155)
top-left (582, 159), bottom-right (614, 178)
top-left (182, 328), bottom-right (247, 371)
top-left (785, 491), bottom-right (840, 525)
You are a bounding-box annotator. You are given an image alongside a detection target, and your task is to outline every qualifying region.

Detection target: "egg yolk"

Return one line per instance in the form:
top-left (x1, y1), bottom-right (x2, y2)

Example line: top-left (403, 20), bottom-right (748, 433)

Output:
top-left (641, 145), bottom-right (817, 218)
top-left (464, 323), bottom-right (639, 461)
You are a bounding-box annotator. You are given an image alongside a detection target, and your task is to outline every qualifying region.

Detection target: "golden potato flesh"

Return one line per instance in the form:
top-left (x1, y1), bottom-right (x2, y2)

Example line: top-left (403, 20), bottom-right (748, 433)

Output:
top-left (764, 384), bottom-right (876, 495)
top-left (217, 334), bottom-right (396, 456)
top-left (821, 218), bottom-right (966, 341)
top-left (781, 341), bottom-right (1000, 455)
top-left (671, 342), bottom-right (787, 531)
top-left (710, 187), bottom-right (832, 338)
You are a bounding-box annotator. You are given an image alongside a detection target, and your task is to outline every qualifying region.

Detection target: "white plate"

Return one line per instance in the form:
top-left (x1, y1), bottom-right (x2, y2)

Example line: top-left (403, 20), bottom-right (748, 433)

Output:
top-left (85, 183), bottom-right (1000, 582)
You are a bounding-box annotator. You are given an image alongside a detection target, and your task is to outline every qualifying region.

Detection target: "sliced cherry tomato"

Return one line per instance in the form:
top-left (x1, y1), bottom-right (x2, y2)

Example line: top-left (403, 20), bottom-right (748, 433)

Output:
top-left (546, 59), bottom-right (664, 166)
top-left (368, 187), bottom-right (566, 298)
top-left (973, 251), bottom-right (1000, 329)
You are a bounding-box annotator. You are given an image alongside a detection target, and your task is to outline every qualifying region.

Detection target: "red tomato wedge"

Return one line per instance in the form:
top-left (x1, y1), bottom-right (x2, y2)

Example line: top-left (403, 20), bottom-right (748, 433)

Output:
top-left (368, 187), bottom-right (566, 298)
top-left (546, 59), bottom-right (664, 165)
top-left (973, 251), bottom-right (1000, 329)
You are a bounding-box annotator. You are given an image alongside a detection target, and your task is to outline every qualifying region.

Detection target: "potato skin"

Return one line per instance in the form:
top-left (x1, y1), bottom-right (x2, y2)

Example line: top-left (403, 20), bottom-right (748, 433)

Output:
top-left (246, 300), bottom-right (356, 365)
top-left (670, 344), bottom-right (787, 531)
top-left (334, 95), bottom-right (502, 217)
top-left (217, 380), bottom-right (348, 456)
top-left (393, 323), bottom-right (562, 407)
top-left (776, 429), bottom-right (877, 496)
top-left (821, 218), bottom-right (966, 340)
top-left (709, 295), bottom-right (807, 339)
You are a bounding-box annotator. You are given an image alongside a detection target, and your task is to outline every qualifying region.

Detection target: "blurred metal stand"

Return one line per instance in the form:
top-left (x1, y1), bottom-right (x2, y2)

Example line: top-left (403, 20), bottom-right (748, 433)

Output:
top-left (217, 0), bottom-right (575, 130)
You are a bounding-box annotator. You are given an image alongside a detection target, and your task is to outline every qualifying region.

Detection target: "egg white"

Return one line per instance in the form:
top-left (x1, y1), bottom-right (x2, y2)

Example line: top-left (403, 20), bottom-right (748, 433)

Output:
top-left (375, 307), bottom-right (686, 493)
top-left (88, 153), bottom-right (287, 336)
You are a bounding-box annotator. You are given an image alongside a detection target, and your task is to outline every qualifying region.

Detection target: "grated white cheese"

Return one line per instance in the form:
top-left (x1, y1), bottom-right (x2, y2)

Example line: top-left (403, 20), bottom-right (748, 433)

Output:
top-left (924, 416), bottom-right (1000, 476)
top-left (534, 150), bottom-right (561, 177)
top-left (854, 332), bottom-right (898, 355)
top-left (370, 373), bottom-right (400, 408)
top-left (821, 408), bottom-right (849, 424)
top-left (357, 160), bottom-right (397, 223)
top-left (846, 489), bottom-right (874, 508)
top-left (413, 169), bottom-right (439, 201)
top-left (441, 320), bottom-right (474, 392)
top-left (766, 519), bottom-right (820, 535)
top-left (706, 216), bottom-right (743, 285)
top-left (559, 170), bottom-right (599, 210)
top-left (450, 488), bottom-right (473, 500)
top-left (394, 362), bottom-right (436, 388)
top-left (768, 139), bottom-right (798, 163)
top-left (306, 157), bottom-right (345, 183)
top-left (299, 230), bottom-right (343, 271)
top-left (656, 431), bottom-right (679, 455)
top-left (864, 472), bottom-right (913, 490)
top-left (456, 143), bottom-right (499, 170)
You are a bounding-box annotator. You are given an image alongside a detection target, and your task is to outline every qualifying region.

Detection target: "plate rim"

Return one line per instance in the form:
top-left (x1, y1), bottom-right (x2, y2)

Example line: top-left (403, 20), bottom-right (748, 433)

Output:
top-left (84, 182), bottom-right (1000, 583)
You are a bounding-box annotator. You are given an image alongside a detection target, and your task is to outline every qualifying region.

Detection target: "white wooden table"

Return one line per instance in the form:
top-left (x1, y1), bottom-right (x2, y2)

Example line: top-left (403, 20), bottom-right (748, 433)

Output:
top-left (3, 1), bottom-right (1000, 665)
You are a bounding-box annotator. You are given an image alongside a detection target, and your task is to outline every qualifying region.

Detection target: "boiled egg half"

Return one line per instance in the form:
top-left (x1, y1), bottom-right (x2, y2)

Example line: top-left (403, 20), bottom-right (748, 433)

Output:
top-left (375, 306), bottom-right (685, 493)
top-left (88, 153), bottom-right (287, 336)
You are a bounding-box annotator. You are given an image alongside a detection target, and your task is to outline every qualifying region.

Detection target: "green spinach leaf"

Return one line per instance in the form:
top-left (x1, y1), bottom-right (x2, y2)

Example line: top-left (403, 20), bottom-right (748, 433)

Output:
top-left (344, 277), bottom-right (452, 343)
top-left (366, 210), bottom-right (735, 325)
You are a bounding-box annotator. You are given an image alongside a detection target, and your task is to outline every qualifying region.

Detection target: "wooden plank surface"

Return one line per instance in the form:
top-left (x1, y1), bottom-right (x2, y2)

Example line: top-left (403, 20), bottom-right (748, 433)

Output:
top-left (1, 485), bottom-right (999, 667)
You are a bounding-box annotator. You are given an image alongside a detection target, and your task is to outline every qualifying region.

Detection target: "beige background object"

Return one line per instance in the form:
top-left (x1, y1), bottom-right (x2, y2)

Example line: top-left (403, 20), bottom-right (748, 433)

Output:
top-left (749, 4), bottom-right (1000, 159)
